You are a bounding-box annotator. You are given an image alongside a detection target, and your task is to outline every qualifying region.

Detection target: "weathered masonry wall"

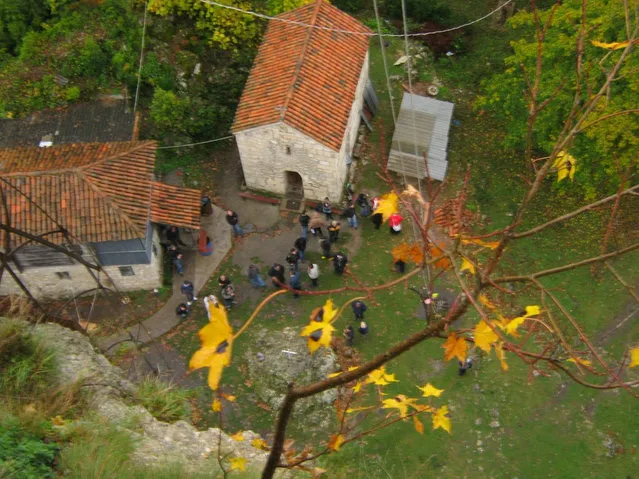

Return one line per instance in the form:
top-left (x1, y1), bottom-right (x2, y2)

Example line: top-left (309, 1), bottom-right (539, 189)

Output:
top-left (0, 230), bottom-right (163, 299)
top-left (236, 123), bottom-right (342, 202)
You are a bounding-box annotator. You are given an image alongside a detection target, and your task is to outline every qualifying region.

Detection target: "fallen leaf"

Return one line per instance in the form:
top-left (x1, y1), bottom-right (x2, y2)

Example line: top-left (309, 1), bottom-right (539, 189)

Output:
top-left (630, 347), bottom-right (639, 368)
top-left (252, 438), bottom-right (269, 450)
top-left (228, 457), bottom-right (246, 471)
top-left (231, 431), bottom-right (245, 441)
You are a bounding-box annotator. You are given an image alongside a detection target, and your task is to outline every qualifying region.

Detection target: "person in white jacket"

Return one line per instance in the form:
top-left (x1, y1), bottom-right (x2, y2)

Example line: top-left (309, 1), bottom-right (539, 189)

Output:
top-left (307, 263), bottom-right (320, 288)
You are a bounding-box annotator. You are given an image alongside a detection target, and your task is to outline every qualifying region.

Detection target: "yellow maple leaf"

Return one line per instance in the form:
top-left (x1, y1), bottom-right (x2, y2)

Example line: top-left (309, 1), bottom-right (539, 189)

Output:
top-left (495, 342), bottom-right (509, 371)
top-left (629, 347), bottom-right (639, 368)
top-left (345, 405), bottom-right (375, 414)
top-left (230, 431), bottom-right (245, 441)
top-left (432, 405), bottom-right (451, 434)
top-left (478, 294), bottom-right (496, 310)
top-left (442, 332), bottom-right (467, 362)
top-left (567, 357), bottom-right (593, 367)
top-left (474, 320), bottom-right (499, 353)
top-left (417, 383), bottom-right (444, 398)
top-left (220, 392), bottom-right (236, 402)
top-left (461, 238), bottom-right (500, 249)
top-left (460, 256), bottom-right (476, 274)
top-left (590, 39), bottom-right (633, 50)
top-left (328, 433), bottom-right (345, 451)
top-left (211, 399), bottom-right (222, 412)
top-left (524, 305), bottom-right (541, 317)
top-left (300, 300), bottom-right (338, 353)
top-left (413, 415), bottom-right (425, 434)
top-left (189, 299), bottom-right (233, 391)
top-left (382, 394), bottom-right (420, 418)
top-left (367, 366), bottom-right (399, 386)
top-left (373, 192), bottom-right (399, 223)
top-left (228, 457), bottom-right (246, 472)
top-left (252, 438), bottom-right (269, 450)
top-left (552, 151), bottom-right (577, 182)
top-left (504, 315), bottom-right (526, 336)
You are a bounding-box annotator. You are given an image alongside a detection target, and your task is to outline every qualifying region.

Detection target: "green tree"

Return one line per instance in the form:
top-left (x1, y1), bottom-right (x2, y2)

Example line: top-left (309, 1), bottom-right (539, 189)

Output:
top-left (478, 0), bottom-right (639, 198)
top-left (148, 0), bottom-right (312, 52)
top-left (0, 0), bottom-right (51, 53)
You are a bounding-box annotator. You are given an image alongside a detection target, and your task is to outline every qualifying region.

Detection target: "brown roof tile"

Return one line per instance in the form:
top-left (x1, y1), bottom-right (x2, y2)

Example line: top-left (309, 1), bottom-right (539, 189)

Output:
top-left (151, 182), bottom-right (201, 230)
top-left (0, 141), bottom-right (201, 247)
top-left (232, 0), bottom-right (370, 151)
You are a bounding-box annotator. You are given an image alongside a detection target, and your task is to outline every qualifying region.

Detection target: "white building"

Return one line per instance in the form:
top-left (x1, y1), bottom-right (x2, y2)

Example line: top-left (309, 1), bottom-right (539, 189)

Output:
top-left (232, 0), bottom-right (372, 202)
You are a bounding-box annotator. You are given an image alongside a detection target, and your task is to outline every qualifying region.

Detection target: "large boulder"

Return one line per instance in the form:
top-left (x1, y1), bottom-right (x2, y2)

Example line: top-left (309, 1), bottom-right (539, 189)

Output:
top-left (246, 327), bottom-right (338, 433)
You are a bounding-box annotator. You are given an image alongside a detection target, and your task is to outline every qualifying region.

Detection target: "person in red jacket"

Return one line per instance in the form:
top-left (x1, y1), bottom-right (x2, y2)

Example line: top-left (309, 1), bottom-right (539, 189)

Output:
top-left (389, 212), bottom-right (403, 235)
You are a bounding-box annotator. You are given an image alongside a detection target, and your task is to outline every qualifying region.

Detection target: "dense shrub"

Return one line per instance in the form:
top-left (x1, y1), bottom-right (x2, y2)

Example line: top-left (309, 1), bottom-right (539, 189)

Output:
top-left (0, 416), bottom-right (58, 479)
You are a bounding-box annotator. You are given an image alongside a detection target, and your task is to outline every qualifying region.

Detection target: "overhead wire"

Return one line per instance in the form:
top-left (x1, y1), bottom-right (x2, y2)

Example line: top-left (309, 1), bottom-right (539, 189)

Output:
top-left (198, 0), bottom-right (513, 37)
top-left (133, 1), bottom-right (149, 115)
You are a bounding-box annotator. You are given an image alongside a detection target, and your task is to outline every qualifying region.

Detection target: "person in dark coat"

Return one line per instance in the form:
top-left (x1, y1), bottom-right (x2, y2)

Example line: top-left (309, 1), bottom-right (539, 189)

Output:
top-left (221, 283), bottom-right (237, 309)
top-left (268, 263), bottom-right (286, 288)
top-left (357, 193), bottom-right (371, 217)
top-left (371, 212), bottom-right (383, 230)
top-left (247, 264), bottom-right (266, 288)
top-left (167, 245), bottom-right (184, 275)
top-left (166, 226), bottom-right (184, 246)
top-left (286, 248), bottom-right (300, 272)
top-left (299, 210), bottom-right (310, 239)
top-left (342, 203), bottom-right (358, 229)
top-left (358, 320), bottom-right (369, 336)
top-left (328, 220), bottom-right (341, 243)
top-left (320, 239), bottom-right (332, 259)
top-left (351, 300), bottom-right (367, 320)
top-left (176, 302), bottom-right (190, 319)
top-left (289, 270), bottom-right (302, 298)
top-left (294, 237), bottom-right (307, 261)
top-left (218, 275), bottom-right (232, 288)
top-left (180, 280), bottom-right (197, 305)
top-left (458, 357), bottom-right (473, 376)
top-left (333, 251), bottom-right (348, 275)
top-left (343, 325), bottom-right (355, 346)
top-left (226, 210), bottom-right (244, 236)
top-left (321, 197), bottom-right (333, 221)
top-left (394, 259), bottom-right (406, 273)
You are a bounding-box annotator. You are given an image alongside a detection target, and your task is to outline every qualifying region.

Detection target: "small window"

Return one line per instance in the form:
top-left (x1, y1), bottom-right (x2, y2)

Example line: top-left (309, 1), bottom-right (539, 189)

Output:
top-left (286, 145), bottom-right (291, 155)
top-left (153, 245), bottom-right (158, 257)
top-left (55, 271), bottom-right (71, 279)
top-left (119, 266), bottom-right (135, 277)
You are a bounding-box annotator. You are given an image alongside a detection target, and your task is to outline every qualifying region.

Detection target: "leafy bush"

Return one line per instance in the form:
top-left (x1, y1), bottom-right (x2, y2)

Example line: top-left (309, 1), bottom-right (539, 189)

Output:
top-left (0, 321), bottom-right (55, 397)
top-left (134, 377), bottom-right (192, 422)
top-left (381, 0), bottom-right (452, 25)
top-left (0, 415), bottom-right (58, 479)
top-left (65, 85), bottom-right (80, 101)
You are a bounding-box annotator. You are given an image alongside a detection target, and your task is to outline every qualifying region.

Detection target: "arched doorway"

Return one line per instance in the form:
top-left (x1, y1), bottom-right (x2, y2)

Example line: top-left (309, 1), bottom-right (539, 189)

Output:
top-left (285, 171), bottom-right (304, 199)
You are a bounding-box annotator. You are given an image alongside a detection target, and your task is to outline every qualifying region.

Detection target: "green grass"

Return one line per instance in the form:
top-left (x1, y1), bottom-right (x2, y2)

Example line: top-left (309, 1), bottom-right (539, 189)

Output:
top-left (134, 376), bottom-right (193, 423)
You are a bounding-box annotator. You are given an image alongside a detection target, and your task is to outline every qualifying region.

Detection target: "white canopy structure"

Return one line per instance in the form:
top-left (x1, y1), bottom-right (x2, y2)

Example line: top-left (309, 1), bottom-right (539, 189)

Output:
top-left (387, 93), bottom-right (454, 181)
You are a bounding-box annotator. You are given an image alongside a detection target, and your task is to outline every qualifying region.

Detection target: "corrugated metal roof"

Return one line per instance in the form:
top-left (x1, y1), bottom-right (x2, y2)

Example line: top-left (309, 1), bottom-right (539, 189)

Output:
top-left (387, 93), bottom-right (454, 181)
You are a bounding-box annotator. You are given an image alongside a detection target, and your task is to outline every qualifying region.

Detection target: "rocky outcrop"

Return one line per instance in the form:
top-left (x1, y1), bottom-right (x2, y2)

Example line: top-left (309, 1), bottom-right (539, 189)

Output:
top-left (245, 327), bottom-right (338, 433)
top-left (32, 321), bottom-right (272, 475)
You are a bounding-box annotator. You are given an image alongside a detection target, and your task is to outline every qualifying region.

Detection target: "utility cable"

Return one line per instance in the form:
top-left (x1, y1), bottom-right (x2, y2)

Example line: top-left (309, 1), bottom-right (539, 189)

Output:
top-left (198, 0), bottom-right (513, 38)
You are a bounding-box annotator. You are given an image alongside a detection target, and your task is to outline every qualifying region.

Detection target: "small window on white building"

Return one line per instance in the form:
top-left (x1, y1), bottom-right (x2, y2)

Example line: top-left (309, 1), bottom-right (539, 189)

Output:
top-left (55, 271), bottom-right (71, 279)
top-left (119, 266), bottom-right (135, 277)
top-left (286, 145), bottom-right (291, 155)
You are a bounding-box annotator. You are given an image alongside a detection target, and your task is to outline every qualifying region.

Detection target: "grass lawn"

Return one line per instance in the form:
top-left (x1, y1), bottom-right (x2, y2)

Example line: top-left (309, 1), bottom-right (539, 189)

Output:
top-left (165, 3), bottom-right (638, 476)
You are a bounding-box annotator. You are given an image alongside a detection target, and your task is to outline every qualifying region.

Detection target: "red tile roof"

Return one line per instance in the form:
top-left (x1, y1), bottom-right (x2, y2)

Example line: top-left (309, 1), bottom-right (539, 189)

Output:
top-left (0, 141), bottom-right (201, 246)
top-left (151, 182), bottom-right (201, 229)
top-left (232, 0), bottom-right (370, 151)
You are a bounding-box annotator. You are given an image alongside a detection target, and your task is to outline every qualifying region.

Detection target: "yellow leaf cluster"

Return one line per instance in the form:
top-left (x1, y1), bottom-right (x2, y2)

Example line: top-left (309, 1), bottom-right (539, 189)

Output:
top-left (231, 431), bottom-right (245, 441)
top-left (189, 298), bottom-right (234, 391)
top-left (382, 394), bottom-right (420, 418)
top-left (300, 300), bottom-right (338, 353)
top-left (252, 438), bottom-right (269, 450)
top-left (503, 305), bottom-right (541, 337)
top-left (352, 366), bottom-right (398, 392)
top-left (373, 192), bottom-right (399, 223)
top-left (328, 433), bottom-right (345, 451)
top-left (552, 151), bottom-right (577, 182)
top-left (432, 405), bottom-right (451, 434)
top-left (442, 332), bottom-right (467, 362)
top-left (392, 242), bottom-right (425, 264)
top-left (591, 39), bottom-right (635, 50)
top-left (460, 256), bottom-right (476, 275)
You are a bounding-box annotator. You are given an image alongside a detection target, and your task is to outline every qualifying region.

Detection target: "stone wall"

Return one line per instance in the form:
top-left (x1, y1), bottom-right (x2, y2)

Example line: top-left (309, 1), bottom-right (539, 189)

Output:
top-left (0, 229), bottom-right (163, 299)
top-left (235, 52), bottom-right (370, 203)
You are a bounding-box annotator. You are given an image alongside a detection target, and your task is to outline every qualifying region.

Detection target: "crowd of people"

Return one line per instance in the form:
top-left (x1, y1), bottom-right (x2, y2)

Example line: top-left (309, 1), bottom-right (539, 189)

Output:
top-left (171, 192), bottom-right (408, 350)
